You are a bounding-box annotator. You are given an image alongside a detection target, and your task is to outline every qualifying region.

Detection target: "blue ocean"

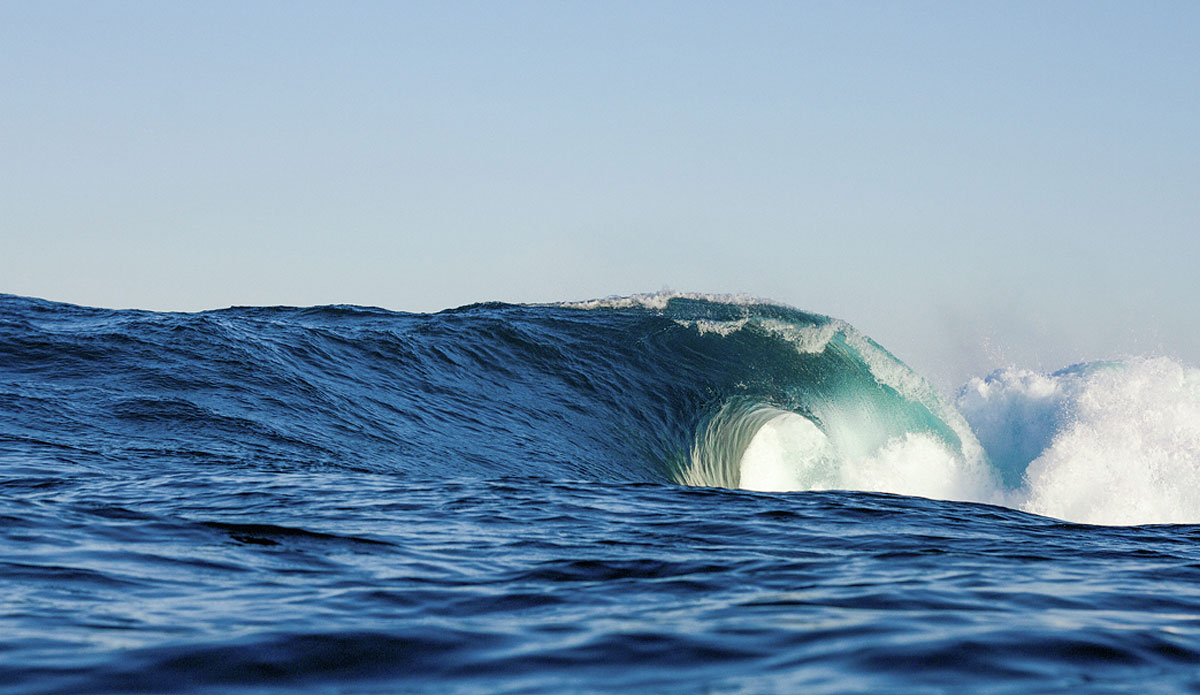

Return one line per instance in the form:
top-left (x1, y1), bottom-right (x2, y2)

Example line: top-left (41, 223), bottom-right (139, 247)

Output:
top-left (3, 292), bottom-right (1199, 694)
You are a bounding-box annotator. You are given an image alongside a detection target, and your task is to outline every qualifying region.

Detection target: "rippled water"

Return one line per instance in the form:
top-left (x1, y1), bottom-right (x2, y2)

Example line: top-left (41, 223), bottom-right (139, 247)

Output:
top-left (7, 473), bottom-right (1200, 694)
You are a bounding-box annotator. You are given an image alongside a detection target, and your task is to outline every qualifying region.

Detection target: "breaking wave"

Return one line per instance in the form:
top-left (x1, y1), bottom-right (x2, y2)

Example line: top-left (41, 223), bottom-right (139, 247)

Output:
top-left (2, 292), bottom-right (1196, 526)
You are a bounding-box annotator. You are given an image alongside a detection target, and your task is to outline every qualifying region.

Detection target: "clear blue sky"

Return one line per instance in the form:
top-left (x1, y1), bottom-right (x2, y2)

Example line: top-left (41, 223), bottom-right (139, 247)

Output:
top-left (2, 1), bottom-right (1197, 389)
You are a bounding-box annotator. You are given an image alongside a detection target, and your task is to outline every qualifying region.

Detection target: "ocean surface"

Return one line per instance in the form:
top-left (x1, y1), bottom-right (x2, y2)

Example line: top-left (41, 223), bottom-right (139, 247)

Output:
top-left (3, 292), bottom-right (1200, 694)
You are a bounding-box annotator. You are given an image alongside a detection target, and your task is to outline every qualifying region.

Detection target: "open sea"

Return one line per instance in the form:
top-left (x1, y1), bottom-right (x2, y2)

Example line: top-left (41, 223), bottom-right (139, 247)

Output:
top-left (3, 292), bottom-right (1199, 694)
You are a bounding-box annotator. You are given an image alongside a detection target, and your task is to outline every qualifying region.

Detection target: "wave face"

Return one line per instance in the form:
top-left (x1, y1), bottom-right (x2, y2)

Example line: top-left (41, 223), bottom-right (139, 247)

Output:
top-left (4, 293), bottom-right (1197, 525)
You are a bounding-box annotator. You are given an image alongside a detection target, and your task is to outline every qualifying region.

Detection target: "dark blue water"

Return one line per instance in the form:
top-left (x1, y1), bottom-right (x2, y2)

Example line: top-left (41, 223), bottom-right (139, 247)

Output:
top-left (3, 293), bottom-right (1200, 694)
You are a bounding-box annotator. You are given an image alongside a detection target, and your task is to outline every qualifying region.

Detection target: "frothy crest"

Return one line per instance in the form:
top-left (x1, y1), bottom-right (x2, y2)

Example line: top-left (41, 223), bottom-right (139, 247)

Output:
top-left (962, 358), bottom-right (1200, 526)
top-left (557, 291), bottom-right (776, 311)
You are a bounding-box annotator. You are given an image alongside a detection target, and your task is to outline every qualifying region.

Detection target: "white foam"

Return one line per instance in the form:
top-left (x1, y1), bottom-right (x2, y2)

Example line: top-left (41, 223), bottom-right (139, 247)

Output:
top-left (955, 368), bottom-right (1082, 487)
top-left (557, 291), bottom-right (775, 311)
top-left (839, 432), bottom-right (997, 502)
top-left (671, 316), bottom-right (838, 351)
top-left (673, 318), bottom-right (751, 337)
top-left (1022, 359), bottom-right (1200, 525)
top-left (739, 412), bottom-right (835, 492)
top-left (757, 319), bottom-right (840, 354)
top-left (958, 357), bottom-right (1200, 525)
top-left (736, 413), bottom-right (998, 503)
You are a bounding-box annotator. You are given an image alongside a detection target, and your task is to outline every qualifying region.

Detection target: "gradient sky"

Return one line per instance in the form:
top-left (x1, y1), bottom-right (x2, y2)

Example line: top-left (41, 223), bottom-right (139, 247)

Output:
top-left (2, 1), bottom-right (1197, 390)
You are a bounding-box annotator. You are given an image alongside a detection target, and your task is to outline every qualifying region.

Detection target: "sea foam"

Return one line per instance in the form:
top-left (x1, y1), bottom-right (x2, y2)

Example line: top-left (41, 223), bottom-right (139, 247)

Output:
top-left (959, 357), bottom-right (1200, 526)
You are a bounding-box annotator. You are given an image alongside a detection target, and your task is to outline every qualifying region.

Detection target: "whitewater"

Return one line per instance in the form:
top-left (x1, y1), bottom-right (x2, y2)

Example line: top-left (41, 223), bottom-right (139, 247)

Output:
top-left (3, 291), bottom-right (1199, 694)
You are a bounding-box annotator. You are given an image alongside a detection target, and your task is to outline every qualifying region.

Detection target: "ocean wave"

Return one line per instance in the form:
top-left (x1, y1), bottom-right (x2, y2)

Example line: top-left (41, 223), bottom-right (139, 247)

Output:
top-left (2, 292), bottom-right (1196, 526)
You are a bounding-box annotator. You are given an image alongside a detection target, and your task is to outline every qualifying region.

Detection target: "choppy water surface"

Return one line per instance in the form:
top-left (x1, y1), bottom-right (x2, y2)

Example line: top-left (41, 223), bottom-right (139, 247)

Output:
top-left (3, 293), bottom-right (1199, 693)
